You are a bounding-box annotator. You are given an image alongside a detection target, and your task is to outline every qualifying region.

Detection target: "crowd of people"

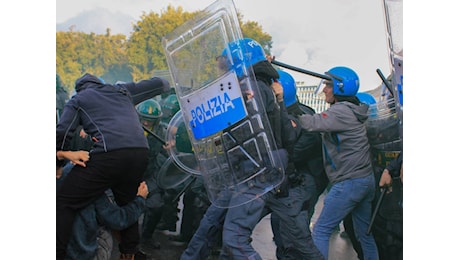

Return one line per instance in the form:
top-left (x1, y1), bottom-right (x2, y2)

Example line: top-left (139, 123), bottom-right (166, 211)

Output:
top-left (56, 37), bottom-right (403, 260)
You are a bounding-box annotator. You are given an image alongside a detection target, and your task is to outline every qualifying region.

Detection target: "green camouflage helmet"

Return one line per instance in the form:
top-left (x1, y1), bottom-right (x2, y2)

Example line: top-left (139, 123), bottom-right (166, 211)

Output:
top-left (136, 99), bottom-right (163, 121)
top-left (163, 94), bottom-right (180, 117)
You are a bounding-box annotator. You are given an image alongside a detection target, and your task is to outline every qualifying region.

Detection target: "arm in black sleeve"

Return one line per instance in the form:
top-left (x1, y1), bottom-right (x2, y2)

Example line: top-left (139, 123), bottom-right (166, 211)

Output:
top-left (56, 98), bottom-right (81, 155)
top-left (127, 77), bottom-right (171, 105)
top-left (385, 151), bottom-right (403, 178)
top-left (279, 102), bottom-right (301, 149)
top-left (292, 129), bottom-right (322, 163)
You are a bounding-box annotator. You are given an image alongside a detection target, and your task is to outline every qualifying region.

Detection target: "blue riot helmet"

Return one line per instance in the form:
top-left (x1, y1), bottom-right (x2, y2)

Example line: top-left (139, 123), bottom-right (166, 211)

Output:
top-left (221, 38), bottom-right (267, 78)
top-left (356, 92), bottom-right (378, 118)
top-left (324, 66), bottom-right (360, 96)
top-left (356, 92), bottom-right (376, 105)
top-left (277, 69), bottom-right (297, 107)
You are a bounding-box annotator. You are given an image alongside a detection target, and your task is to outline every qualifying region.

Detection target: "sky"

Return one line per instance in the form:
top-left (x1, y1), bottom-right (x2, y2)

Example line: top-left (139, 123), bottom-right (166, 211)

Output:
top-left (56, 0), bottom-right (393, 92)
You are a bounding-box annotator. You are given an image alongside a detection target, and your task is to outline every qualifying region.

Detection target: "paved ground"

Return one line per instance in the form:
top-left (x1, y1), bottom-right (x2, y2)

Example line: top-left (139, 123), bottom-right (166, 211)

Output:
top-left (110, 192), bottom-right (360, 260)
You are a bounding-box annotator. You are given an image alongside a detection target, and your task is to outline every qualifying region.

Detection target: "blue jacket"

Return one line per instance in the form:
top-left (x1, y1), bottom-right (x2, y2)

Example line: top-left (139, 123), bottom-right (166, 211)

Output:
top-left (65, 194), bottom-right (146, 260)
top-left (56, 73), bottom-right (170, 154)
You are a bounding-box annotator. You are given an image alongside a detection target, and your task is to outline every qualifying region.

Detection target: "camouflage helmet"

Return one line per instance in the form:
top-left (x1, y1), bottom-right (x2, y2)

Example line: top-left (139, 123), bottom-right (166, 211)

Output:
top-left (163, 94), bottom-right (180, 118)
top-left (136, 99), bottom-right (163, 122)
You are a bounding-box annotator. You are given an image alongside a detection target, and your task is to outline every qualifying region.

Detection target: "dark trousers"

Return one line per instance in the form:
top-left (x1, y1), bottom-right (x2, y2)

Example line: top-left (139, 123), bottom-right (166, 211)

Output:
top-left (56, 148), bottom-right (148, 260)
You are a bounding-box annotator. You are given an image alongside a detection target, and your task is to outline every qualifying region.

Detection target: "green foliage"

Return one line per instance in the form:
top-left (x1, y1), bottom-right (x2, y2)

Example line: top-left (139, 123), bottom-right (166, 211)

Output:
top-left (241, 20), bottom-right (272, 54)
top-left (56, 6), bottom-right (272, 91)
top-left (239, 13), bottom-right (273, 55)
top-left (56, 30), bottom-right (129, 92)
top-left (127, 5), bottom-right (197, 81)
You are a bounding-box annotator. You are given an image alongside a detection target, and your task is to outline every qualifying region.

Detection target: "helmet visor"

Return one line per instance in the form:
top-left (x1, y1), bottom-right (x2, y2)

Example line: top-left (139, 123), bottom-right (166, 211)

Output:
top-left (315, 79), bottom-right (333, 97)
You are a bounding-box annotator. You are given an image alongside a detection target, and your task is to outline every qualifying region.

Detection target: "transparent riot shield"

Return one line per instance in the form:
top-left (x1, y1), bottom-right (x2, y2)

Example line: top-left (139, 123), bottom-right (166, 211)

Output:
top-left (362, 0), bottom-right (402, 171)
top-left (162, 0), bottom-right (284, 208)
top-left (165, 110), bottom-right (201, 176)
top-left (383, 0), bottom-right (403, 139)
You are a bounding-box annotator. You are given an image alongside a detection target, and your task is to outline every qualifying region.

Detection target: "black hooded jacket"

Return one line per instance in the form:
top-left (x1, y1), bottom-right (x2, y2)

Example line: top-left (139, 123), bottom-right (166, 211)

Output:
top-left (56, 73), bottom-right (170, 155)
top-left (249, 60), bottom-right (298, 150)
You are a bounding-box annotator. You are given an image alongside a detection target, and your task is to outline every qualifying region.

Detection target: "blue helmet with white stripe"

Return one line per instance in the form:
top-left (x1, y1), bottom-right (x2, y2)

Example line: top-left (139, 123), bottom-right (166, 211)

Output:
top-left (221, 38), bottom-right (267, 78)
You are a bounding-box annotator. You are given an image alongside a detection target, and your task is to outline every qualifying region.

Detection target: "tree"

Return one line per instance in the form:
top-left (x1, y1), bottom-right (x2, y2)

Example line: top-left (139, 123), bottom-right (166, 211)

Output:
top-left (127, 5), bottom-right (197, 82)
top-left (56, 5), bottom-right (273, 89)
top-left (56, 30), bottom-right (129, 91)
top-left (239, 14), bottom-right (273, 55)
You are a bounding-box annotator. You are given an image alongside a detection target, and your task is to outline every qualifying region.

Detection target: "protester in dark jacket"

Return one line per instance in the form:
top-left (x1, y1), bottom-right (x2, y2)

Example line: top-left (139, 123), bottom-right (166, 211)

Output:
top-left (56, 149), bottom-right (148, 260)
top-left (264, 70), bottom-right (324, 259)
top-left (56, 73), bottom-right (170, 260)
top-left (65, 182), bottom-right (148, 260)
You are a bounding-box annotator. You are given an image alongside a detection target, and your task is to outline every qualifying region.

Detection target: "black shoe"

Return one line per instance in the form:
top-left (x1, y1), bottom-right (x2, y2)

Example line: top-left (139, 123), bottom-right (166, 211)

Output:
top-left (134, 251), bottom-right (147, 260)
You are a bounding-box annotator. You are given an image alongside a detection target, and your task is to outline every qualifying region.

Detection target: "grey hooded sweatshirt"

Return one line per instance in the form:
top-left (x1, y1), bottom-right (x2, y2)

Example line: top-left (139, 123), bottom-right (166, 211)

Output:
top-left (297, 101), bottom-right (372, 184)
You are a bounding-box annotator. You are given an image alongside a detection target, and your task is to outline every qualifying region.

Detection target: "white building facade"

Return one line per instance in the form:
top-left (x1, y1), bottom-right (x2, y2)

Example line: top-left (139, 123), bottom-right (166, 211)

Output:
top-left (296, 82), bottom-right (329, 113)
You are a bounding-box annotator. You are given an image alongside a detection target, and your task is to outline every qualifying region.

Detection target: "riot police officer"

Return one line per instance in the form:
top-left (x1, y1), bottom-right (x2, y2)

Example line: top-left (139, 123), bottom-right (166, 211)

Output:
top-left (136, 99), bottom-right (170, 253)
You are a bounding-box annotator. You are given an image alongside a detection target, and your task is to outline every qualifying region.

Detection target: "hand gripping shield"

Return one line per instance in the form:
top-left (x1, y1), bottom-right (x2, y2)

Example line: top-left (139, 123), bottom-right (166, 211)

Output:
top-left (162, 0), bottom-right (284, 208)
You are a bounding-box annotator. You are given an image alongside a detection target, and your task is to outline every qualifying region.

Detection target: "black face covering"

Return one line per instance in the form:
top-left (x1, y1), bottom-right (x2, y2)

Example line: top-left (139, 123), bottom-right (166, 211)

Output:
top-left (250, 60), bottom-right (279, 85)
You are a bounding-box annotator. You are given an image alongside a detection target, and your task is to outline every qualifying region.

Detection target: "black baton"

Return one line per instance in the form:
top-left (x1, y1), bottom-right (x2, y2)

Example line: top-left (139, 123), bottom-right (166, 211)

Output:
top-left (142, 125), bottom-right (166, 145)
top-left (376, 68), bottom-right (394, 97)
top-left (367, 186), bottom-right (388, 235)
top-left (271, 60), bottom-right (332, 81)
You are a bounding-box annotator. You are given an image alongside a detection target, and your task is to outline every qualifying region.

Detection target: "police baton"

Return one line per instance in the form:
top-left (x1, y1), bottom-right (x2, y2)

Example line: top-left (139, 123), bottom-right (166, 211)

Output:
top-left (142, 125), bottom-right (166, 145)
top-left (270, 60), bottom-right (332, 81)
top-left (172, 176), bottom-right (196, 202)
top-left (376, 68), bottom-right (394, 97)
top-left (367, 185), bottom-right (388, 235)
